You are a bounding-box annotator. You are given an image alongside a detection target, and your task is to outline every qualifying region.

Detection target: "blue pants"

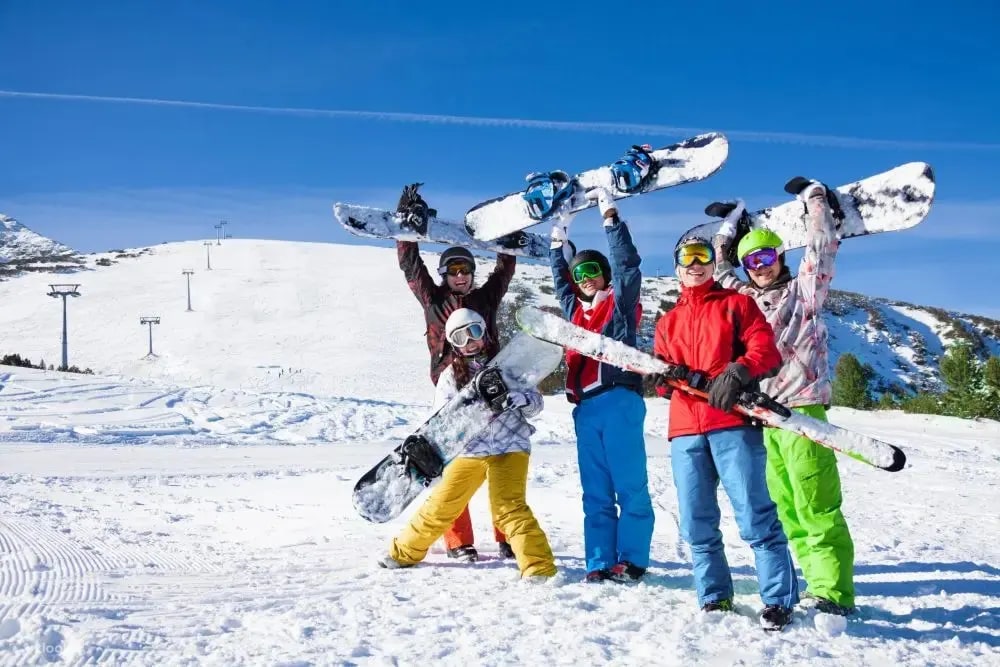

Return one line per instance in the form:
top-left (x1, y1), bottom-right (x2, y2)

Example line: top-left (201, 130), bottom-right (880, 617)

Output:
top-left (670, 426), bottom-right (799, 608)
top-left (573, 387), bottom-right (654, 571)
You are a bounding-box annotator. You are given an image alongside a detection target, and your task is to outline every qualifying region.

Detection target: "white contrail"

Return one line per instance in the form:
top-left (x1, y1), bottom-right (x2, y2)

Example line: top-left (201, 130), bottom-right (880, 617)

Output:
top-left (1, 89), bottom-right (997, 151)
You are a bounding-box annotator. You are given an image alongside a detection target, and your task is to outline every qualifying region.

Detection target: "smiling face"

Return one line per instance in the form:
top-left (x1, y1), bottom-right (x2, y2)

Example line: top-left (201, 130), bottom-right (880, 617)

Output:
top-left (747, 260), bottom-right (782, 288)
top-left (443, 261), bottom-right (474, 294)
top-left (577, 274), bottom-right (608, 298)
top-left (674, 241), bottom-right (716, 288)
top-left (676, 260), bottom-right (714, 287)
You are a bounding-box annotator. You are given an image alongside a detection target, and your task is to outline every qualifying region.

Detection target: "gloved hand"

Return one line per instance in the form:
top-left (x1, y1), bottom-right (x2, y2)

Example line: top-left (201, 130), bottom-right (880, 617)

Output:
top-left (503, 391), bottom-right (531, 411)
top-left (648, 362), bottom-right (688, 399)
top-left (396, 183), bottom-right (436, 234)
top-left (708, 362), bottom-right (752, 412)
top-left (549, 211), bottom-right (575, 251)
top-left (585, 187), bottom-right (618, 222)
top-left (716, 199), bottom-right (746, 239)
top-left (796, 180), bottom-right (827, 203)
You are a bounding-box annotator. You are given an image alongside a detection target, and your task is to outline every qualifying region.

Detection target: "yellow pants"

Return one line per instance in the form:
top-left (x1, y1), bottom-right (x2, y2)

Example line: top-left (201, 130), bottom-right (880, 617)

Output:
top-left (389, 452), bottom-right (556, 577)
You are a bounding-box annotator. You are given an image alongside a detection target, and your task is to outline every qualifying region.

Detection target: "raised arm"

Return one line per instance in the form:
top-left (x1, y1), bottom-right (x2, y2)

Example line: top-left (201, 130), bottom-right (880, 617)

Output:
top-left (549, 216), bottom-right (578, 320)
top-left (710, 200), bottom-right (749, 291)
top-left (397, 240), bottom-right (436, 306)
top-left (478, 253), bottom-right (517, 309)
top-left (795, 183), bottom-right (840, 310)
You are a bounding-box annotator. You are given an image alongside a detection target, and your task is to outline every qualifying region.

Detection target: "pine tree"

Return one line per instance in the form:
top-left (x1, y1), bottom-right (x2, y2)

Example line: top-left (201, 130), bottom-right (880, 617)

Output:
top-left (939, 343), bottom-right (985, 418)
top-left (832, 353), bottom-right (871, 409)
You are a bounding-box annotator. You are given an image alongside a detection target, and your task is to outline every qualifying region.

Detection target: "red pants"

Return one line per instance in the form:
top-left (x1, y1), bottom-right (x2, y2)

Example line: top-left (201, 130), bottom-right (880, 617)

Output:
top-left (443, 504), bottom-right (506, 549)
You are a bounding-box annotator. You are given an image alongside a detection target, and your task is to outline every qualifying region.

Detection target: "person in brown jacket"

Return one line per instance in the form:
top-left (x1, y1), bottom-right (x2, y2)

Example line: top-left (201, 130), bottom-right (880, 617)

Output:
top-left (395, 183), bottom-right (516, 562)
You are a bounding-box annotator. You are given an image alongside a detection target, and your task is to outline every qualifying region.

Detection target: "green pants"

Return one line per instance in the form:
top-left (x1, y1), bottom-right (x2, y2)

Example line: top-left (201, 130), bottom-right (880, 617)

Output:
top-left (764, 404), bottom-right (855, 607)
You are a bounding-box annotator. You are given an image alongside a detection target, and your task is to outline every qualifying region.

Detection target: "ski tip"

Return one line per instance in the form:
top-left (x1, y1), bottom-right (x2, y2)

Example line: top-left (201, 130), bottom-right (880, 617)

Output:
top-left (884, 446), bottom-right (907, 472)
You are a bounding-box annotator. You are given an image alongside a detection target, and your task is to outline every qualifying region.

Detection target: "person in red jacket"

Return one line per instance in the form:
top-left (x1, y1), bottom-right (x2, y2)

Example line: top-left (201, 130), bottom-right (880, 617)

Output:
top-left (395, 184), bottom-right (514, 563)
top-left (653, 235), bottom-right (800, 632)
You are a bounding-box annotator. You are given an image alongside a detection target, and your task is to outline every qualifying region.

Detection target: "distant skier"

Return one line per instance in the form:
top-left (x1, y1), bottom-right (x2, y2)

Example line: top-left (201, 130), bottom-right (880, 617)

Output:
top-left (652, 234), bottom-right (799, 631)
top-left (395, 183), bottom-right (514, 562)
top-left (711, 181), bottom-right (855, 616)
top-left (548, 188), bottom-right (654, 584)
top-left (379, 308), bottom-right (557, 578)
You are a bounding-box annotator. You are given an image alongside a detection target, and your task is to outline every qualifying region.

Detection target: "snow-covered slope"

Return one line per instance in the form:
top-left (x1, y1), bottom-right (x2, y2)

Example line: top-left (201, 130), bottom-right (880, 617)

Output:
top-left (0, 366), bottom-right (997, 665)
top-left (1, 235), bottom-right (998, 664)
top-left (0, 238), bottom-right (998, 400)
top-left (0, 214), bottom-right (86, 278)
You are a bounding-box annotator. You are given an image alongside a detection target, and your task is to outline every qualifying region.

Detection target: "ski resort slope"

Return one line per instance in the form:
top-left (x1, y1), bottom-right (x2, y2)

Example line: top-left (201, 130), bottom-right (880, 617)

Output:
top-left (0, 239), bottom-right (997, 665)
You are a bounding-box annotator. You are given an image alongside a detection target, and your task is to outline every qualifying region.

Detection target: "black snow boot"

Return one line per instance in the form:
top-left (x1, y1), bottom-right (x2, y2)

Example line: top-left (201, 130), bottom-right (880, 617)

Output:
top-left (447, 544), bottom-right (478, 562)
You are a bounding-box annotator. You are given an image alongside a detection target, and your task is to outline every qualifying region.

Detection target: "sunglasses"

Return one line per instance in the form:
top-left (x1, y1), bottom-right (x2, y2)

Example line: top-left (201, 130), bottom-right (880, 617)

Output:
top-left (439, 262), bottom-right (474, 277)
top-left (675, 243), bottom-right (715, 268)
top-left (572, 261), bottom-right (603, 284)
top-left (741, 247), bottom-right (780, 271)
top-left (447, 322), bottom-right (486, 348)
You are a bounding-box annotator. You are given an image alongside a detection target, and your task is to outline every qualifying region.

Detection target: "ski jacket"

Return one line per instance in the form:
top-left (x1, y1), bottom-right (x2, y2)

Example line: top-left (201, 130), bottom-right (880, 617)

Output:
top-left (397, 241), bottom-right (516, 385)
top-left (432, 360), bottom-right (544, 457)
top-left (715, 201), bottom-right (840, 407)
top-left (550, 218), bottom-right (643, 403)
top-left (653, 279), bottom-right (782, 439)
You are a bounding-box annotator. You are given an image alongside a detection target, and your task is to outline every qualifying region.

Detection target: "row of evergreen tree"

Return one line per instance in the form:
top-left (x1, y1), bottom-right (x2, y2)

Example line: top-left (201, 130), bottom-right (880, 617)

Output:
top-left (833, 344), bottom-right (1000, 420)
top-left (0, 353), bottom-right (94, 375)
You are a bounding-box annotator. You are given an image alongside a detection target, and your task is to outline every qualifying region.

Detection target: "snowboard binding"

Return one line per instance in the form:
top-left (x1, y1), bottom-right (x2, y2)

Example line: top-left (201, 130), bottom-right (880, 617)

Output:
top-left (473, 367), bottom-right (510, 413)
top-left (738, 390), bottom-right (792, 418)
top-left (396, 183), bottom-right (438, 236)
top-left (522, 171), bottom-right (575, 221)
top-left (610, 144), bottom-right (657, 194)
top-left (399, 434), bottom-right (445, 482)
top-left (784, 177), bottom-right (845, 223)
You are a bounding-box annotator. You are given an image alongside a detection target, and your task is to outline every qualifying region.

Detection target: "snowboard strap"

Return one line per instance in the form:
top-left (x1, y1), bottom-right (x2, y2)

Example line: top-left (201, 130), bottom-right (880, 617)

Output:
top-left (400, 434), bottom-right (445, 481)
top-left (522, 171), bottom-right (574, 221)
top-left (611, 144), bottom-right (658, 194)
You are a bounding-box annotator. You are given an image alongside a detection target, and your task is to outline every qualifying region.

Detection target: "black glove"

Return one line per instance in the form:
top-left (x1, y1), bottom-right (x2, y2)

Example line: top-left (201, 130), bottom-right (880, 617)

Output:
top-left (648, 362), bottom-right (688, 399)
top-left (707, 362), bottom-right (752, 412)
top-left (395, 183), bottom-right (436, 235)
top-left (474, 367), bottom-right (509, 414)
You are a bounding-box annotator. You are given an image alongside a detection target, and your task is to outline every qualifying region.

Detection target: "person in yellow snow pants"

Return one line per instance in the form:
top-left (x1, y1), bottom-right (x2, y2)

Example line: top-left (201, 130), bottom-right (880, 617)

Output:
top-left (379, 307), bottom-right (556, 579)
top-left (389, 453), bottom-right (556, 578)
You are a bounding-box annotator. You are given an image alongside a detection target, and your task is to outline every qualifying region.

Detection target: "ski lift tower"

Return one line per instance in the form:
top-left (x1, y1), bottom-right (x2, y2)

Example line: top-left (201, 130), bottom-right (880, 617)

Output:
top-left (140, 316), bottom-right (161, 358)
top-left (182, 269), bottom-right (194, 311)
top-left (47, 284), bottom-right (81, 371)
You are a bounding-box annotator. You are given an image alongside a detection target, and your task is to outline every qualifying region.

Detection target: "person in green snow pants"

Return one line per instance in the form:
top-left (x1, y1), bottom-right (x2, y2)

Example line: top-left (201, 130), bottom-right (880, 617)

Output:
top-left (711, 180), bottom-right (856, 616)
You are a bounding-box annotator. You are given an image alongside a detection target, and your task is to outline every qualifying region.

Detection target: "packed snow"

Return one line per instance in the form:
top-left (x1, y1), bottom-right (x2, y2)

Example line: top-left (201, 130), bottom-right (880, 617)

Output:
top-left (0, 239), bottom-right (998, 665)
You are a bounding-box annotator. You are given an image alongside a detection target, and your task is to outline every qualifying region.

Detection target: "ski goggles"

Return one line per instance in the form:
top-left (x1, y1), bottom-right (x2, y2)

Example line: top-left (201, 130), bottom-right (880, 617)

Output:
top-left (674, 243), bottom-right (715, 267)
top-left (439, 261), bottom-right (474, 277)
top-left (741, 247), bottom-right (781, 271)
top-left (571, 261), bottom-right (603, 284)
top-left (447, 322), bottom-right (486, 348)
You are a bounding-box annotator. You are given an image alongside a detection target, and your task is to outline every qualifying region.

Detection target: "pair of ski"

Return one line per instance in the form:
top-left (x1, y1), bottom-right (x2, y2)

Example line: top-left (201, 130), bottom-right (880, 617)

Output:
top-left (353, 306), bottom-right (907, 524)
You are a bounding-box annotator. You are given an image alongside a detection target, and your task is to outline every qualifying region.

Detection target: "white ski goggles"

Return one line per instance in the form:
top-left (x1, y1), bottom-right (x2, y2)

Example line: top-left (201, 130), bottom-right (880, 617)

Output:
top-left (447, 322), bottom-right (486, 348)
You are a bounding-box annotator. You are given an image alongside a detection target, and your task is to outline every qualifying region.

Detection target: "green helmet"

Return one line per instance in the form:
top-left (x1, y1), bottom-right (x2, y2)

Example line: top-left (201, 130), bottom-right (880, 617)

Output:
top-left (737, 228), bottom-right (785, 260)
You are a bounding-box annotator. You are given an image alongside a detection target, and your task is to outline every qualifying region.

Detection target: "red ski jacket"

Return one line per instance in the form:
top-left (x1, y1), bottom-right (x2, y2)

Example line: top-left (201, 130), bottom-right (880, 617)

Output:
top-left (653, 279), bottom-right (781, 439)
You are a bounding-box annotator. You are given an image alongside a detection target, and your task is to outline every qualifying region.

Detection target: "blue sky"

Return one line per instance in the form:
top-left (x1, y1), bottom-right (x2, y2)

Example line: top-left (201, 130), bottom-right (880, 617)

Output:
top-left (1, 1), bottom-right (999, 316)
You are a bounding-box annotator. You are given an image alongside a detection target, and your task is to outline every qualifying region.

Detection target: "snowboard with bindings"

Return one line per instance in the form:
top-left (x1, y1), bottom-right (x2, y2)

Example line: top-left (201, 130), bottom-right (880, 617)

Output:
top-left (333, 202), bottom-right (551, 259)
top-left (464, 132), bottom-right (730, 241)
top-left (684, 162), bottom-right (935, 266)
top-left (515, 305), bottom-right (907, 472)
top-left (353, 332), bottom-right (563, 523)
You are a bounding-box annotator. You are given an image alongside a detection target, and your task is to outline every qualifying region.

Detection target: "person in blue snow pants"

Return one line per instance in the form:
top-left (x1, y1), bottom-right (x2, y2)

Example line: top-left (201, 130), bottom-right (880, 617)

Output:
top-left (549, 187), bottom-right (654, 584)
top-left (670, 427), bottom-right (799, 609)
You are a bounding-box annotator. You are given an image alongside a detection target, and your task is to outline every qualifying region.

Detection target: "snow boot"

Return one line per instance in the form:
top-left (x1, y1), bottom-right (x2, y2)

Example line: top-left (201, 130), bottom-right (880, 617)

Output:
top-left (759, 605), bottom-right (794, 631)
top-left (498, 541), bottom-right (515, 560)
top-left (608, 561), bottom-right (646, 584)
top-left (815, 597), bottom-right (855, 617)
top-left (378, 555), bottom-right (413, 570)
top-left (584, 569), bottom-right (611, 583)
top-left (447, 544), bottom-right (479, 562)
top-left (702, 599), bottom-right (734, 613)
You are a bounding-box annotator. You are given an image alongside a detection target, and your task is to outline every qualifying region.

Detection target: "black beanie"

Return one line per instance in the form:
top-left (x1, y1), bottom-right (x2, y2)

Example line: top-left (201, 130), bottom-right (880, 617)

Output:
top-left (438, 246), bottom-right (476, 274)
top-left (569, 249), bottom-right (611, 282)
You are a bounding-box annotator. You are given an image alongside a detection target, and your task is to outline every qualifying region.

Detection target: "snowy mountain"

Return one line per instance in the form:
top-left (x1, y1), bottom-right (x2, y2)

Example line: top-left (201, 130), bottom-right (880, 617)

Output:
top-left (0, 213), bottom-right (87, 278)
top-left (1, 236), bottom-right (998, 398)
